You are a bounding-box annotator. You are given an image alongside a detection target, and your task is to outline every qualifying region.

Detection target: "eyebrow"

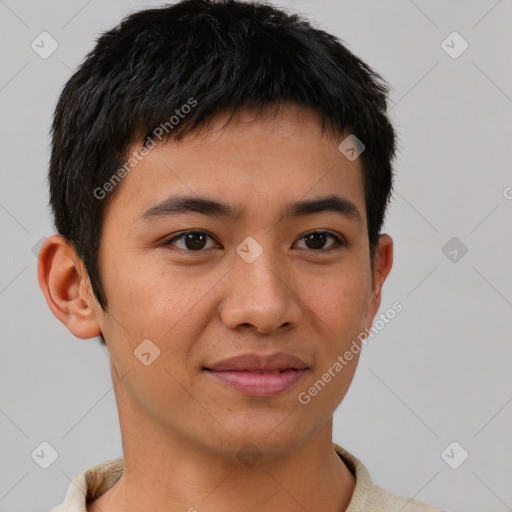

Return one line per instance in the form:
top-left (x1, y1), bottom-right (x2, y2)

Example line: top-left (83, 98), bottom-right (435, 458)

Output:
top-left (138, 196), bottom-right (238, 222)
top-left (137, 194), bottom-right (362, 225)
top-left (287, 195), bottom-right (362, 225)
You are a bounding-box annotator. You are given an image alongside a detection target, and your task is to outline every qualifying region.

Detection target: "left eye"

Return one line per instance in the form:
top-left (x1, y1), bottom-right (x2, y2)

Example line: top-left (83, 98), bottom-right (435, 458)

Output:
top-left (294, 231), bottom-right (345, 251)
top-left (165, 231), bottom-right (219, 251)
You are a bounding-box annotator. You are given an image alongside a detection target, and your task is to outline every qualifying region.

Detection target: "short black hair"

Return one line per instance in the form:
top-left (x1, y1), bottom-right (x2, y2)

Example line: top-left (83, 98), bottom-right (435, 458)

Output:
top-left (48, 0), bottom-right (397, 324)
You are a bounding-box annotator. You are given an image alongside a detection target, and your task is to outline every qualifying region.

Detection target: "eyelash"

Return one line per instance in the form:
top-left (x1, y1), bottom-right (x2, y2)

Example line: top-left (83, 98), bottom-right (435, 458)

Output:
top-left (294, 231), bottom-right (348, 251)
top-left (163, 230), bottom-right (348, 253)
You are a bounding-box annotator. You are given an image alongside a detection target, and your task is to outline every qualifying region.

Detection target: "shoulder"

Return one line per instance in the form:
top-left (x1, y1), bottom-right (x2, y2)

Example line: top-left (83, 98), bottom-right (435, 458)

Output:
top-left (48, 457), bottom-right (124, 512)
top-left (333, 443), bottom-right (447, 512)
top-left (366, 483), bottom-right (447, 512)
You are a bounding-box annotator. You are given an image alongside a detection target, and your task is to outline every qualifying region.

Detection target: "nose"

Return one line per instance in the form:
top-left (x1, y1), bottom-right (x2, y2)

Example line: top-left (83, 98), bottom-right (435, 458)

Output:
top-left (219, 251), bottom-right (303, 334)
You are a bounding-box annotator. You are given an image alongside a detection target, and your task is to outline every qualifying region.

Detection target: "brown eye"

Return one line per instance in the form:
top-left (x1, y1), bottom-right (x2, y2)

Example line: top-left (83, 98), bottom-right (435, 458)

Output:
top-left (294, 231), bottom-right (345, 251)
top-left (183, 232), bottom-right (208, 250)
top-left (304, 232), bottom-right (327, 249)
top-left (165, 231), bottom-right (219, 251)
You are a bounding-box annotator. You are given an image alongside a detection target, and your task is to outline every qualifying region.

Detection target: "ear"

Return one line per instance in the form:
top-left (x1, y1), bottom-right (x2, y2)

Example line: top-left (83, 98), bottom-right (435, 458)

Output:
top-left (37, 234), bottom-right (102, 339)
top-left (362, 234), bottom-right (393, 333)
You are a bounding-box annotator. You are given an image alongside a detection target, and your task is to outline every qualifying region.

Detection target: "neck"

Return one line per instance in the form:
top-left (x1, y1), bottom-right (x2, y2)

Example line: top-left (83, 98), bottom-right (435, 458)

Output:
top-left (88, 375), bottom-right (355, 512)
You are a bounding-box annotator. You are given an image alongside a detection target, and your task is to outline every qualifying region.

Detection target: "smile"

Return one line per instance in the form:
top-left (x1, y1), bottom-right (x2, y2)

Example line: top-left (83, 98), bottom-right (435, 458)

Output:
top-left (203, 368), bottom-right (309, 398)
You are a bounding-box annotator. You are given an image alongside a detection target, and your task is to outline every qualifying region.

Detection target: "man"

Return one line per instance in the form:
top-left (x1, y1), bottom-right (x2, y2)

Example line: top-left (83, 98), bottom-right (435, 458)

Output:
top-left (38, 1), bottom-right (446, 510)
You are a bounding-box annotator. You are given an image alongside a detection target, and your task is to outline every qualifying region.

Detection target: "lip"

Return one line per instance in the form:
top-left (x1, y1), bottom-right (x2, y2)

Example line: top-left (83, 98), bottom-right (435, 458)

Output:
top-left (204, 351), bottom-right (309, 372)
top-left (203, 351), bottom-right (310, 398)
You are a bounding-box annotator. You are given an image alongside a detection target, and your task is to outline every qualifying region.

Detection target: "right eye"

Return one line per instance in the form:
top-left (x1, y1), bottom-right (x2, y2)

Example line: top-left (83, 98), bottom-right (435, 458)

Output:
top-left (163, 230), bottom-right (221, 252)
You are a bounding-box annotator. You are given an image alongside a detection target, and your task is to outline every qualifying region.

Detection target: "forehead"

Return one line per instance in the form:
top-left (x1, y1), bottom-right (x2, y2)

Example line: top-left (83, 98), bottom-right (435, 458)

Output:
top-left (103, 104), bottom-right (366, 224)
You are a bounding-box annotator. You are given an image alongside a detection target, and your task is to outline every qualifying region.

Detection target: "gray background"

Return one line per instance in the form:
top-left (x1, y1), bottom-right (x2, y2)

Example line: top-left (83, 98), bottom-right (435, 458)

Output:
top-left (0, 1), bottom-right (511, 511)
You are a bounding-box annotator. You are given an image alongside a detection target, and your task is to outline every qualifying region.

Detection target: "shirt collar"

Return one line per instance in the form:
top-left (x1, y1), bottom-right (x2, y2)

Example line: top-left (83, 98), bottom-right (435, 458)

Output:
top-left (51, 444), bottom-right (371, 511)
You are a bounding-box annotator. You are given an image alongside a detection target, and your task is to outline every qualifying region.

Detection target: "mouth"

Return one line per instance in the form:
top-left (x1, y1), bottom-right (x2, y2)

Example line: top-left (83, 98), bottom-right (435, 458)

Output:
top-left (219, 369), bottom-right (299, 373)
top-left (203, 368), bottom-right (309, 397)
top-left (203, 352), bottom-right (310, 397)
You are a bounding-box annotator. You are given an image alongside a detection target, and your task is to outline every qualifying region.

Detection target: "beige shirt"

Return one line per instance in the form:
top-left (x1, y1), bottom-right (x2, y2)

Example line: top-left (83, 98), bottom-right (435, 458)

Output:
top-left (49, 443), bottom-right (446, 512)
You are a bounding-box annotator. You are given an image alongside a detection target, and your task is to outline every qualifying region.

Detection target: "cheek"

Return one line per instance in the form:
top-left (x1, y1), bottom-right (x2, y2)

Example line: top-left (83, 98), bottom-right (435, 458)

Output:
top-left (103, 259), bottom-right (222, 370)
top-left (299, 269), bottom-right (371, 338)
top-left (294, 274), bottom-right (368, 413)
top-left (108, 258), bottom-right (205, 325)
top-left (100, 262), bottom-right (210, 412)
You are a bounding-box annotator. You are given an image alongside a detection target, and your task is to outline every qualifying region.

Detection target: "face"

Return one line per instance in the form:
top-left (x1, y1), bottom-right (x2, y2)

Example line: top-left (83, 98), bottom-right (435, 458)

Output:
top-left (84, 104), bottom-right (392, 457)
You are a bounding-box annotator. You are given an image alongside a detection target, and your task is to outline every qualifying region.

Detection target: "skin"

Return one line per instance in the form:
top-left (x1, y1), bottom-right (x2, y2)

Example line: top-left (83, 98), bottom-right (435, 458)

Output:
top-left (38, 103), bottom-right (393, 512)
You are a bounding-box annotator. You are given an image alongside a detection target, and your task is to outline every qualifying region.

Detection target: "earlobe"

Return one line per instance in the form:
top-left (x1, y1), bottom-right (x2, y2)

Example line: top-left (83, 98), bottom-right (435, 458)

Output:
top-left (37, 234), bottom-right (102, 339)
